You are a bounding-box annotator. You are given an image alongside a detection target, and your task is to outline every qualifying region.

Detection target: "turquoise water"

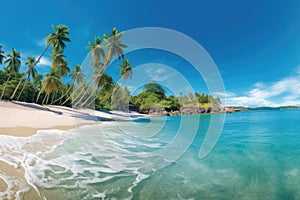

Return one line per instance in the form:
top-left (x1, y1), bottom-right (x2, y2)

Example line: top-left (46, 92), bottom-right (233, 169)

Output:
top-left (24, 110), bottom-right (300, 199)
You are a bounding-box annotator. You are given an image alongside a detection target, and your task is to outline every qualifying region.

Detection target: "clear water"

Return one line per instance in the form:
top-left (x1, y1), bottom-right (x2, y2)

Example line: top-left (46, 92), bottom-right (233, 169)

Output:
top-left (1, 110), bottom-right (300, 199)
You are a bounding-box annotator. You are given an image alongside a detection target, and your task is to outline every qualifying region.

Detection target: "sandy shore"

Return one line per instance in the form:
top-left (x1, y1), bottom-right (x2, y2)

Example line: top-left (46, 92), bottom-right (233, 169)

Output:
top-left (0, 100), bottom-right (144, 136)
top-left (0, 100), bottom-right (145, 199)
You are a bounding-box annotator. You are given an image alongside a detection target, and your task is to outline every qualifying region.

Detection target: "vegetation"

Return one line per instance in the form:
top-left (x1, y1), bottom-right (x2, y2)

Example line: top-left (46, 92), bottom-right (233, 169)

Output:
top-left (0, 24), bottom-right (221, 114)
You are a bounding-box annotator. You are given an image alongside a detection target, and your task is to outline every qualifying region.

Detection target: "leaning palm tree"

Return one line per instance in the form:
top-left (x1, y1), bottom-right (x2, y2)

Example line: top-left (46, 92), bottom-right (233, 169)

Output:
top-left (94, 72), bottom-right (114, 91)
top-left (103, 27), bottom-right (127, 67)
top-left (11, 25), bottom-right (70, 100)
top-left (54, 64), bottom-right (84, 105)
top-left (86, 36), bottom-right (106, 67)
top-left (50, 49), bottom-right (66, 67)
top-left (47, 24), bottom-right (71, 52)
top-left (16, 57), bottom-right (37, 100)
top-left (79, 72), bottom-right (114, 107)
top-left (51, 50), bottom-right (70, 77)
top-left (38, 71), bottom-right (63, 105)
top-left (117, 59), bottom-right (133, 83)
top-left (31, 24), bottom-right (71, 71)
top-left (0, 45), bottom-right (5, 64)
top-left (10, 56), bottom-right (37, 100)
top-left (0, 48), bottom-right (21, 99)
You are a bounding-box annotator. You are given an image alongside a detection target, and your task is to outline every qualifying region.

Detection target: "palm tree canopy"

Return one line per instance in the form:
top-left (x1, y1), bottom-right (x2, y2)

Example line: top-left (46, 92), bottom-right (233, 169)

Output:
top-left (42, 71), bottom-right (63, 95)
top-left (53, 62), bottom-right (70, 77)
top-left (0, 45), bottom-right (5, 64)
top-left (117, 59), bottom-right (133, 81)
top-left (50, 49), bottom-right (66, 67)
top-left (103, 27), bottom-right (127, 65)
top-left (4, 48), bottom-right (21, 73)
top-left (72, 64), bottom-right (84, 84)
top-left (87, 36), bottom-right (106, 68)
top-left (50, 49), bottom-right (70, 77)
top-left (46, 24), bottom-right (71, 52)
top-left (92, 69), bottom-right (114, 91)
top-left (25, 56), bottom-right (37, 80)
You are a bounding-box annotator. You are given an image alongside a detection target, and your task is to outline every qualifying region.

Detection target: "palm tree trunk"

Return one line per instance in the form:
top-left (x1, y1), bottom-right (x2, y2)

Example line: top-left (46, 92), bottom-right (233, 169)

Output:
top-left (71, 84), bottom-right (87, 103)
top-left (73, 86), bottom-right (92, 107)
top-left (46, 94), bottom-right (50, 105)
top-left (50, 93), bottom-right (56, 104)
top-left (17, 79), bottom-right (29, 101)
top-left (34, 44), bottom-right (50, 68)
top-left (10, 74), bottom-right (26, 100)
top-left (52, 83), bottom-right (73, 104)
top-left (58, 83), bottom-right (86, 106)
top-left (78, 88), bottom-right (97, 108)
top-left (42, 94), bottom-right (47, 105)
top-left (0, 73), bottom-right (12, 100)
top-left (36, 89), bottom-right (43, 103)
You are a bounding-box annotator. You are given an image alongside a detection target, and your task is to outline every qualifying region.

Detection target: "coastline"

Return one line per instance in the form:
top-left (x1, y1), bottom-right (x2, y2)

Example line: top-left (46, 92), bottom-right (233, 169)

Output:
top-left (0, 100), bottom-right (144, 199)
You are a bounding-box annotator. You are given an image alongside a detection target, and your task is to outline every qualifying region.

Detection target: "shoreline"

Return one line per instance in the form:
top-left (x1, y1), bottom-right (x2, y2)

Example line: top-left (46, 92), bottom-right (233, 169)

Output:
top-left (0, 123), bottom-right (97, 137)
top-left (0, 100), bottom-right (145, 199)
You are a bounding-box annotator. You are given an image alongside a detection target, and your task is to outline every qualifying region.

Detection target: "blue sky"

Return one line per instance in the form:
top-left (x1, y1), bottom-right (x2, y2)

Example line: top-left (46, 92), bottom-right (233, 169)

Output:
top-left (1, 0), bottom-right (300, 107)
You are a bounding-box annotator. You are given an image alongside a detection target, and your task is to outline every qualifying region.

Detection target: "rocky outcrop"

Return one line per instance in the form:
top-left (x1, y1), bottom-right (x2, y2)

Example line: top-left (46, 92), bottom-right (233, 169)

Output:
top-left (148, 106), bottom-right (241, 116)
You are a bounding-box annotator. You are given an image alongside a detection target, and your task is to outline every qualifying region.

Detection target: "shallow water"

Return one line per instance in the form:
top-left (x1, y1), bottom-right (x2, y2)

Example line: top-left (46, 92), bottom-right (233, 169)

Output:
top-left (1, 110), bottom-right (300, 199)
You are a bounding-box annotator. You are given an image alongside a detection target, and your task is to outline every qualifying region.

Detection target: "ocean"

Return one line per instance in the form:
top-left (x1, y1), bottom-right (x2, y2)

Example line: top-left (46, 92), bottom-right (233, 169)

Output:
top-left (1, 110), bottom-right (300, 199)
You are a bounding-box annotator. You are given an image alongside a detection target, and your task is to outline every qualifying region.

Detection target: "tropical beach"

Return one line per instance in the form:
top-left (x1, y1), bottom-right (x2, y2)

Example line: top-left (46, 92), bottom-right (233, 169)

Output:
top-left (0, 100), bottom-right (146, 199)
top-left (1, 0), bottom-right (300, 199)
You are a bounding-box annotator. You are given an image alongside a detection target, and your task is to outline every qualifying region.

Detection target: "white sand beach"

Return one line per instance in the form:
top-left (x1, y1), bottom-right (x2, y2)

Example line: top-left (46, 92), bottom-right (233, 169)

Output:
top-left (0, 100), bottom-right (144, 136)
top-left (0, 100), bottom-right (145, 199)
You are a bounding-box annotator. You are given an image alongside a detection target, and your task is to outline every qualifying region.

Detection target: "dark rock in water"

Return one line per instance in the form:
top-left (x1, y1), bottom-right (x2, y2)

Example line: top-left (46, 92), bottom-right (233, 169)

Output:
top-left (147, 106), bottom-right (240, 116)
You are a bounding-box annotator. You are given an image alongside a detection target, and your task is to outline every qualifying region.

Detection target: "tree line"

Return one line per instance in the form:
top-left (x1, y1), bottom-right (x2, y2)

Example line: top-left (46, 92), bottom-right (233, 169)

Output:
top-left (0, 24), bottom-right (221, 113)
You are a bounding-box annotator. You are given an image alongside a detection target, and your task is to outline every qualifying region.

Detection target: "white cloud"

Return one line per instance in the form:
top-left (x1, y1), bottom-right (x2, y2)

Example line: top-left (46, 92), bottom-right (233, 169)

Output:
top-left (35, 38), bottom-right (47, 48)
top-left (224, 67), bottom-right (300, 107)
top-left (21, 51), bottom-right (52, 68)
top-left (145, 67), bottom-right (171, 82)
top-left (213, 91), bottom-right (235, 98)
top-left (38, 57), bottom-right (51, 66)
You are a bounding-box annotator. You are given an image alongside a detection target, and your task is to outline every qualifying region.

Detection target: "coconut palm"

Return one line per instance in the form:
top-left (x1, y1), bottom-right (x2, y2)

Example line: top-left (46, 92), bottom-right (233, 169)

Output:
top-left (0, 45), bottom-right (5, 64)
top-left (50, 49), bottom-right (66, 67)
top-left (38, 71), bottom-right (63, 104)
top-left (16, 57), bottom-right (37, 100)
top-left (117, 59), bottom-right (133, 82)
top-left (103, 27), bottom-right (127, 66)
top-left (31, 74), bottom-right (43, 102)
top-left (87, 36), bottom-right (106, 67)
top-left (73, 64), bottom-right (84, 84)
top-left (54, 64), bottom-right (85, 105)
top-left (95, 73), bottom-right (114, 91)
top-left (51, 50), bottom-right (70, 77)
top-left (79, 72), bottom-right (114, 107)
top-left (31, 24), bottom-right (71, 71)
top-left (10, 56), bottom-right (37, 100)
top-left (47, 24), bottom-right (71, 52)
top-left (0, 48), bottom-right (21, 99)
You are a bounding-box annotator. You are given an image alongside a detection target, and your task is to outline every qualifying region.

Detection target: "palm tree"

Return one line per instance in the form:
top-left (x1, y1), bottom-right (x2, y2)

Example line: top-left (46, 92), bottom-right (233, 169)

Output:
top-left (86, 36), bottom-right (106, 67)
top-left (30, 24), bottom-right (71, 72)
top-left (73, 64), bottom-right (84, 84)
top-left (0, 48), bottom-right (21, 99)
top-left (38, 71), bottom-right (62, 104)
top-left (54, 64), bottom-right (84, 105)
top-left (31, 74), bottom-right (43, 102)
top-left (10, 25), bottom-right (70, 100)
top-left (0, 45), bottom-right (5, 64)
top-left (51, 50), bottom-right (70, 77)
top-left (95, 73), bottom-right (114, 91)
top-left (16, 57), bottom-right (37, 101)
top-left (117, 59), bottom-right (133, 82)
top-left (79, 72), bottom-right (114, 107)
top-left (10, 56), bottom-right (37, 100)
top-left (47, 24), bottom-right (71, 52)
top-left (103, 27), bottom-right (127, 66)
